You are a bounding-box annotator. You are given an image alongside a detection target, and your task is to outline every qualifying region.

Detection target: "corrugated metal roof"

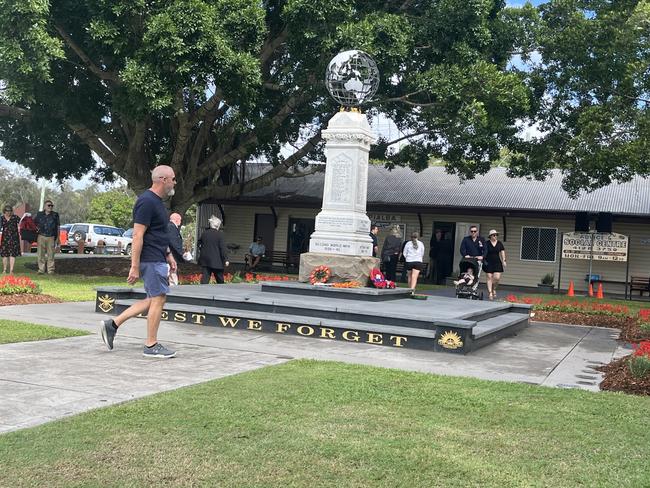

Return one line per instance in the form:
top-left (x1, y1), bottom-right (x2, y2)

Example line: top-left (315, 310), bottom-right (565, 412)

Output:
top-left (232, 165), bottom-right (650, 216)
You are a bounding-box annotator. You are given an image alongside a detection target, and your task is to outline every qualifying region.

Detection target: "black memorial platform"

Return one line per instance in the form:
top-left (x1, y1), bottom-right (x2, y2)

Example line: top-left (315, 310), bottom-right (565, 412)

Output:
top-left (95, 282), bottom-right (531, 354)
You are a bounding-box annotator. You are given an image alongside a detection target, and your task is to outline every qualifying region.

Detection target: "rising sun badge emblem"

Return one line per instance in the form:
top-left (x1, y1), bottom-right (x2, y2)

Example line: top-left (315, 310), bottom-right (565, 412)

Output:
top-left (437, 330), bottom-right (463, 350)
top-left (98, 294), bottom-right (116, 313)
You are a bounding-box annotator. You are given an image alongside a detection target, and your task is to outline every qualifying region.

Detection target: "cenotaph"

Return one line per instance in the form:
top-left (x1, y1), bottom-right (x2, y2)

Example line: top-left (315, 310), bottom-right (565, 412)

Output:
top-left (299, 50), bottom-right (381, 283)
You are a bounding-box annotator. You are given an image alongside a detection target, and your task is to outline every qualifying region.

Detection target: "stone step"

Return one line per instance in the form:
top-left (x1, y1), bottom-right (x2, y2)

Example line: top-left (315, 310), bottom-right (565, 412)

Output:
top-left (95, 286), bottom-right (530, 354)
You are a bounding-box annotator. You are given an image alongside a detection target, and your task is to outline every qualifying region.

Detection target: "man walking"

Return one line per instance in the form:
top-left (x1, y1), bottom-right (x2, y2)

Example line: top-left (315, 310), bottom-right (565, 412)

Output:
top-left (167, 212), bottom-right (185, 285)
top-left (100, 165), bottom-right (178, 358)
top-left (460, 225), bottom-right (486, 262)
top-left (34, 200), bottom-right (60, 274)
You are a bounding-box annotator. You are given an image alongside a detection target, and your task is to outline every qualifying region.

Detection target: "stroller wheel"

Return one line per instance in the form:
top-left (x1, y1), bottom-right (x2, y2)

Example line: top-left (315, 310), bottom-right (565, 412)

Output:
top-left (479, 292), bottom-right (484, 300)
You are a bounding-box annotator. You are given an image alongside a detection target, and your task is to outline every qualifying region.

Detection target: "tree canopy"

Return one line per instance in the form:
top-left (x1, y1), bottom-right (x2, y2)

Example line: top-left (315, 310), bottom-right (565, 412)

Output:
top-left (0, 0), bottom-right (647, 210)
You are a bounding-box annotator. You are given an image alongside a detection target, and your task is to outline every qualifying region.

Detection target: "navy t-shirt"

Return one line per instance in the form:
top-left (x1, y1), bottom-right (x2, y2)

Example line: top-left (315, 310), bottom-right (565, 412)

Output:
top-left (133, 190), bottom-right (169, 263)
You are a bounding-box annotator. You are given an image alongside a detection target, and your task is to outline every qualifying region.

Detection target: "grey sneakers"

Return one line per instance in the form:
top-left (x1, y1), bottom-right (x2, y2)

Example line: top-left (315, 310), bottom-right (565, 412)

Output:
top-left (100, 320), bottom-right (116, 350)
top-left (143, 343), bottom-right (176, 358)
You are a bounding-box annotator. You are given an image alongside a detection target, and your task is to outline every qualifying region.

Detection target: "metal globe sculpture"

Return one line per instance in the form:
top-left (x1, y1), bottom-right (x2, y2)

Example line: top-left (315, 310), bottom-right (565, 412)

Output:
top-left (325, 50), bottom-right (380, 107)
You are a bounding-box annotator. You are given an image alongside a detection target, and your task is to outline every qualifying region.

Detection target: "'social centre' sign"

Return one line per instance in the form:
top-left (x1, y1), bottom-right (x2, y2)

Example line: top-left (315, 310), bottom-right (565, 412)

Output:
top-left (562, 232), bottom-right (628, 262)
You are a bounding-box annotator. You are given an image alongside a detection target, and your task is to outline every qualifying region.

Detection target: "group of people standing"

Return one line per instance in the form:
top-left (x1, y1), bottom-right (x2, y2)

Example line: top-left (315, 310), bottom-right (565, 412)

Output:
top-left (377, 224), bottom-right (425, 290)
top-left (372, 223), bottom-right (507, 298)
top-left (0, 200), bottom-right (60, 275)
top-left (460, 225), bottom-right (507, 300)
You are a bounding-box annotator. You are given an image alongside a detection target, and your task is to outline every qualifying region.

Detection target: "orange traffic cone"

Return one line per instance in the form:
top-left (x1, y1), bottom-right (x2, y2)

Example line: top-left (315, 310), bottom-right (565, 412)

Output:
top-left (567, 280), bottom-right (575, 297)
top-left (596, 282), bottom-right (604, 299)
top-left (588, 282), bottom-right (594, 297)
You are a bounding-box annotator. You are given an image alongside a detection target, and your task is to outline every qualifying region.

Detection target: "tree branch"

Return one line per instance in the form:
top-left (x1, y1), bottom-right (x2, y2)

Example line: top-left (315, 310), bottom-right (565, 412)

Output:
top-left (237, 132), bottom-right (323, 196)
top-left (260, 28), bottom-right (288, 67)
top-left (171, 90), bottom-right (191, 167)
top-left (199, 92), bottom-right (310, 180)
top-left (189, 88), bottom-right (224, 126)
top-left (67, 122), bottom-right (119, 166)
top-left (384, 130), bottom-right (430, 146)
top-left (53, 22), bottom-right (121, 84)
top-left (0, 103), bottom-right (31, 120)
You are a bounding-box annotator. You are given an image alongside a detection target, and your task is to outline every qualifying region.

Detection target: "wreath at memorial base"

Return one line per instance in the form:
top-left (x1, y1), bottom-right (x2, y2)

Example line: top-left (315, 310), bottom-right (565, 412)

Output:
top-left (370, 268), bottom-right (396, 289)
top-left (310, 265), bottom-right (331, 285)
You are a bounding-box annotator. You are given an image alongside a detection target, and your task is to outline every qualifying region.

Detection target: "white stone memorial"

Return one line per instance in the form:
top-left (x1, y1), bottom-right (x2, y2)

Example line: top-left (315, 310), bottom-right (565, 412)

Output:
top-left (308, 110), bottom-right (375, 256)
top-left (299, 50), bottom-right (381, 283)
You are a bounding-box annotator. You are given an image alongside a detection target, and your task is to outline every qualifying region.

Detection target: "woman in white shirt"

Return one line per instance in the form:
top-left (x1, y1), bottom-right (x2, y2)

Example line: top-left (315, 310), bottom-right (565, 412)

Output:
top-left (402, 231), bottom-right (425, 290)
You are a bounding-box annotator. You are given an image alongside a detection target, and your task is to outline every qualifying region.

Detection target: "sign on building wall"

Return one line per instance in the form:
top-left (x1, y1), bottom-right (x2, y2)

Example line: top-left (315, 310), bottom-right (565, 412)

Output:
top-left (562, 232), bottom-right (629, 262)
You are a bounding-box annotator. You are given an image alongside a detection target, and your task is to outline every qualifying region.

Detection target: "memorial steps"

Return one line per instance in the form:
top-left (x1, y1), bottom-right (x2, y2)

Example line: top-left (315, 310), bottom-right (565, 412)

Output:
top-left (95, 283), bottom-right (531, 354)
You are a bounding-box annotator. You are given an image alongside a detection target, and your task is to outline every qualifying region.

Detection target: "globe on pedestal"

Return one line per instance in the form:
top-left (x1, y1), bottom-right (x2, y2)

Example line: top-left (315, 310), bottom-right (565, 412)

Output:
top-left (325, 50), bottom-right (380, 107)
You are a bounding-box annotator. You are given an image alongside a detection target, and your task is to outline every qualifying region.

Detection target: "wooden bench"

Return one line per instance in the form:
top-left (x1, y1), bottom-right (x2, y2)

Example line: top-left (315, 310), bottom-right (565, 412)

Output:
top-left (629, 276), bottom-right (650, 298)
top-left (246, 250), bottom-right (299, 272)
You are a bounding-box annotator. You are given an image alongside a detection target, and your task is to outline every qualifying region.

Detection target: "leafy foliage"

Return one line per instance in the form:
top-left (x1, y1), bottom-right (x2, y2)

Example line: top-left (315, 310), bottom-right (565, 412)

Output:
top-left (0, 0), bottom-right (535, 212)
top-left (88, 188), bottom-right (136, 229)
top-left (0, 0), bottom-right (646, 206)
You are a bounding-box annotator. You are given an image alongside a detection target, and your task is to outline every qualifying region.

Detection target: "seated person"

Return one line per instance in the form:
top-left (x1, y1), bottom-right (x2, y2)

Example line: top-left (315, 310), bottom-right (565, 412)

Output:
top-left (246, 236), bottom-right (266, 269)
top-left (454, 267), bottom-right (476, 286)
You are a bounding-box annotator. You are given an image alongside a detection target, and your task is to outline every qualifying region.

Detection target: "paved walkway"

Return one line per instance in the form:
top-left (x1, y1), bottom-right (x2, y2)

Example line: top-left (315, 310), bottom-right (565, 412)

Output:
top-left (0, 301), bottom-right (629, 434)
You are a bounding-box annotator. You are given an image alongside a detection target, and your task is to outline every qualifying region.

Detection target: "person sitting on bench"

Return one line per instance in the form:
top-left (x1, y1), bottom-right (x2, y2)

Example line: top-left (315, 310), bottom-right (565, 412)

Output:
top-left (246, 236), bottom-right (266, 270)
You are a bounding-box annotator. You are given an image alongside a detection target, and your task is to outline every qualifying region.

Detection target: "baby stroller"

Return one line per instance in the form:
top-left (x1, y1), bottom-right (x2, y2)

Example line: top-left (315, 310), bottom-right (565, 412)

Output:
top-left (455, 258), bottom-right (484, 300)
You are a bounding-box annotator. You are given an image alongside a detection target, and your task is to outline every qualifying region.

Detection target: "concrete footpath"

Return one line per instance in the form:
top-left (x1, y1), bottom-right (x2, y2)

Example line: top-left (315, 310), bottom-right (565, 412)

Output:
top-left (0, 302), bottom-right (630, 434)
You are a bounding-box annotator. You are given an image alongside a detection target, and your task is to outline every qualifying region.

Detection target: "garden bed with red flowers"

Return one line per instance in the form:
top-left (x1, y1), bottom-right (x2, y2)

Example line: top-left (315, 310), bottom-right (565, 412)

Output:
top-left (0, 275), bottom-right (62, 307)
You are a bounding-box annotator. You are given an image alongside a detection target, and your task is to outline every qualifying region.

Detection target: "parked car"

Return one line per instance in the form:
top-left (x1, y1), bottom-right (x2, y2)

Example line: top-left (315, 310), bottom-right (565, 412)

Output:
top-left (67, 223), bottom-right (133, 255)
top-left (28, 223), bottom-right (72, 253)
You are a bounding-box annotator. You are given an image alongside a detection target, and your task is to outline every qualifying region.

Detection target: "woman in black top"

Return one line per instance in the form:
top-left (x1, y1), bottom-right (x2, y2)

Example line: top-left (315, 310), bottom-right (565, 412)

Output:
top-left (484, 229), bottom-right (506, 300)
top-left (381, 225), bottom-right (402, 281)
top-left (1, 206), bottom-right (21, 274)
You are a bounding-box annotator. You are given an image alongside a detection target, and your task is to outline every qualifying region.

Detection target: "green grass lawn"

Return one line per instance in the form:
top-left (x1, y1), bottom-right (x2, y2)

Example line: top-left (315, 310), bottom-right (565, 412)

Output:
top-left (0, 319), bottom-right (88, 344)
top-left (0, 360), bottom-right (648, 487)
top-left (12, 256), bottom-right (129, 301)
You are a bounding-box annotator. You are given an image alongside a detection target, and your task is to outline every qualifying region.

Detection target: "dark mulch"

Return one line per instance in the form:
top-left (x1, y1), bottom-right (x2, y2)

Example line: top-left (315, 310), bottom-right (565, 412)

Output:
top-left (597, 357), bottom-right (650, 396)
top-left (533, 311), bottom-right (649, 342)
top-left (0, 294), bottom-right (62, 306)
top-left (534, 311), bottom-right (650, 396)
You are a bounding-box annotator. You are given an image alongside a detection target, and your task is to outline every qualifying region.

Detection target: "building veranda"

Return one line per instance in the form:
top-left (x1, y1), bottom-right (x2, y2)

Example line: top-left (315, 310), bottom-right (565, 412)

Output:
top-left (197, 165), bottom-right (650, 296)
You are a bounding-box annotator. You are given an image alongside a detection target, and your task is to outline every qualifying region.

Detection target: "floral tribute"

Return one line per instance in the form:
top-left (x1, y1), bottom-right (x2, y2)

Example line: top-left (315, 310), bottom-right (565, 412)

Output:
top-left (0, 275), bottom-right (40, 295)
top-left (369, 268), bottom-right (395, 289)
top-left (628, 341), bottom-right (650, 378)
top-left (309, 265), bottom-right (331, 285)
top-left (331, 281), bottom-right (362, 288)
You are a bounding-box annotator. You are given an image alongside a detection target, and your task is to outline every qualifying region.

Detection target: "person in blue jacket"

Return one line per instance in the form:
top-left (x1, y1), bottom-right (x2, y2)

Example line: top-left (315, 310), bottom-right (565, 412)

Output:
top-left (459, 225), bottom-right (486, 263)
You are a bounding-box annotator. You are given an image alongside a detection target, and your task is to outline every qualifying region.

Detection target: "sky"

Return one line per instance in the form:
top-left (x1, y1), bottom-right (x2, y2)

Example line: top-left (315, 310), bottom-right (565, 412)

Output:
top-left (0, 155), bottom-right (103, 190)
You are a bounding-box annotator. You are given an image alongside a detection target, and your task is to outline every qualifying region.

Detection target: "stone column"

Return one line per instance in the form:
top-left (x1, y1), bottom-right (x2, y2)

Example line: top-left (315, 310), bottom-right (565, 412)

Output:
top-left (299, 110), bottom-right (380, 283)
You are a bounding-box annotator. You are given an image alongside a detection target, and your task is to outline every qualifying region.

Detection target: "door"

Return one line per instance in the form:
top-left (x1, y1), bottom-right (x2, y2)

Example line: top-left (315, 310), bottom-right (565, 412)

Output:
top-left (430, 221), bottom-right (455, 284)
top-left (287, 218), bottom-right (315, 262)
top-left (254, 214), bottom-right (275, 254)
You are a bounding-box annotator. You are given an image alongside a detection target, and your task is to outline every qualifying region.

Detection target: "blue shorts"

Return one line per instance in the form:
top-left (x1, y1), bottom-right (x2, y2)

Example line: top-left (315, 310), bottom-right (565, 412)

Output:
top-left (140, 262), bottom-right (169, 298)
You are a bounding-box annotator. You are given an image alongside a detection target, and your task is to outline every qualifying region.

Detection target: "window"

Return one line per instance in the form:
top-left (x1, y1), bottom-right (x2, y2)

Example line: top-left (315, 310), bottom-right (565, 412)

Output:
top-left (520, 227), bottom-right (557, 262)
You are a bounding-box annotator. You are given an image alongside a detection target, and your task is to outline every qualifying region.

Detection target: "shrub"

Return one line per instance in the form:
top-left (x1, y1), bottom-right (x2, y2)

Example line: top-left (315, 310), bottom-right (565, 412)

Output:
top-left (540, 273), bottom-right (554, 285)
top-left (628, 341), bottom-right (650, 378)
top-left (0, 276), bottom-right (40, 295)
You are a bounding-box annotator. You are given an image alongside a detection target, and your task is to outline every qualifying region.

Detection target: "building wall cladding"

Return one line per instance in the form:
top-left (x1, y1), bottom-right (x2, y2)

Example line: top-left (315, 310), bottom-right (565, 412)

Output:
top-left (197, 203), bottom-right (649, 294)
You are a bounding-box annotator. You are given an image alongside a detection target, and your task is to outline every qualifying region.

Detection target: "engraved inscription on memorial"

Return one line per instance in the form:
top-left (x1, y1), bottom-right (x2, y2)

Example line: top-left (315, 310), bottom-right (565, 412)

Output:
top-left (330, 155), bottom-right (352, 203)
top-left (356, 162), bottom-right (367, 206)
top-left (317, 215), bottom-right (354, 230)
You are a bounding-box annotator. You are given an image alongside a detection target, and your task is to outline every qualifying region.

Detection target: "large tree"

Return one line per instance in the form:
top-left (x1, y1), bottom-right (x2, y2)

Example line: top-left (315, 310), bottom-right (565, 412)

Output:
top-left (10, 1), bottom-right (642, 210)
top-left (0, 0), bottom-right (535, 212)
top-left (510, 0), bottom-right (650, 196)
